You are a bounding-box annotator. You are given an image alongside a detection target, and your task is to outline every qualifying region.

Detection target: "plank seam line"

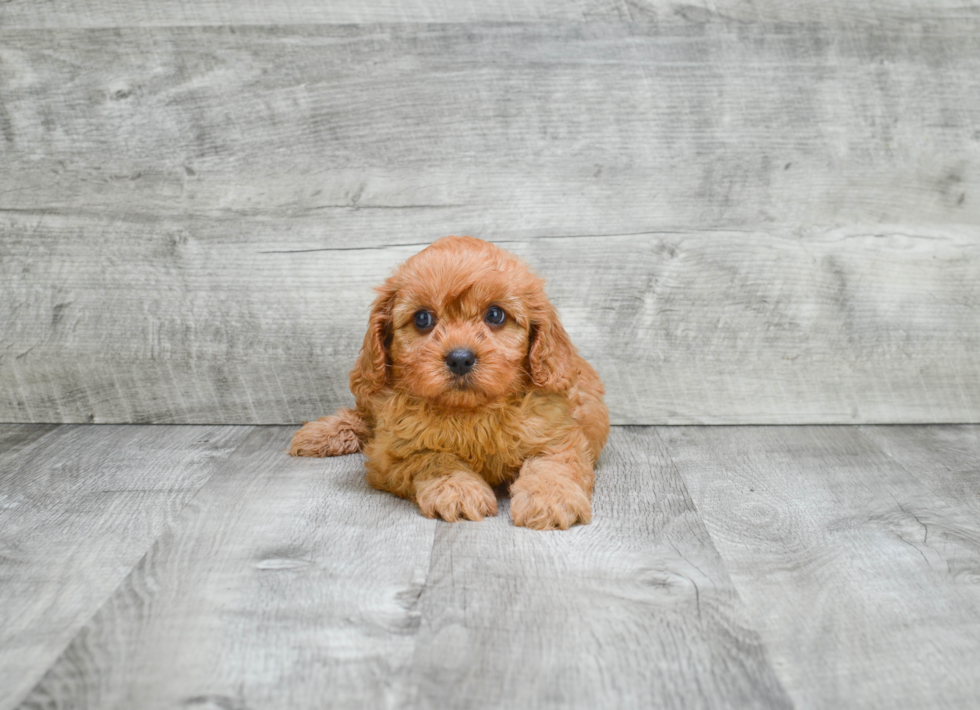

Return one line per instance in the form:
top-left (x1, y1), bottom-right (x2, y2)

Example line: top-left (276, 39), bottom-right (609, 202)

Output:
top-left (8, 425), bottom-right (252, 708)
top-left (255, 229), bottom-right (737, 255)
top-left (397, 519), bottom-right (442, 710)
top-left (649, 425), bottom-right (797, 705)
top-left (12, 541), bottom-right (169, 708)
top-left (3, 17), bottom-right (980, 31)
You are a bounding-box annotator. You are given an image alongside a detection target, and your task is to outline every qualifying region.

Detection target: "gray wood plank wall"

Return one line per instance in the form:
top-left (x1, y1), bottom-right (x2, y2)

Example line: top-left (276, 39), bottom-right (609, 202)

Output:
top-left (2, 7), bottom-right (979, 424)
top-left (2, 1), bottom-right (979, 26)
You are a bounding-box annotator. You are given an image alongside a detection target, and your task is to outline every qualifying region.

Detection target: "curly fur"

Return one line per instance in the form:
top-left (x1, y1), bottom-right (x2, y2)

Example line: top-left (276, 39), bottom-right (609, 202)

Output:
top-left (289, 236), bottom-right (609, 530)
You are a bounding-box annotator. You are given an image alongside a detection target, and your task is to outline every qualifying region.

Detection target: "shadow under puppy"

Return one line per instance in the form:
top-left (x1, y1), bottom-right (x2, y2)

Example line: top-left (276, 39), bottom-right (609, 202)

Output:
top-left (289, 236), bottom-right (609, 530)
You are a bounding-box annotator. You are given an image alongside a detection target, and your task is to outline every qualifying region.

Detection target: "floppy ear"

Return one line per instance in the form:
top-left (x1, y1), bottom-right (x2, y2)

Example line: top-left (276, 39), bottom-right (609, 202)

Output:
top-left (528, 302), bottom-right (576, 393)
top-left (349, 282), bottom-right (397, 399)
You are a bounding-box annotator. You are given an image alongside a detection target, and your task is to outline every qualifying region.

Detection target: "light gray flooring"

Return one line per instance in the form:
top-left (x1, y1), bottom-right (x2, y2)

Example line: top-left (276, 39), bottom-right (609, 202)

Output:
top-left (2, 425), bottom-right (978, 709)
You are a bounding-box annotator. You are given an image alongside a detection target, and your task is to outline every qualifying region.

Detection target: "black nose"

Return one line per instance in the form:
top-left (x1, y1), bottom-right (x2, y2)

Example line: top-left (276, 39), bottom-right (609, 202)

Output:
top-left (445, 348), bottom-right (477, 376)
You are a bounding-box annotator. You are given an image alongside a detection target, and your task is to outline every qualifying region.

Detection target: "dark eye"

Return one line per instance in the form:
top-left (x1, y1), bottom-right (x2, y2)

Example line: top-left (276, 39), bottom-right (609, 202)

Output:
top-left (413, 310), bottom-right (435, 331)
top-left (485, 306), bottom-right (505, 326)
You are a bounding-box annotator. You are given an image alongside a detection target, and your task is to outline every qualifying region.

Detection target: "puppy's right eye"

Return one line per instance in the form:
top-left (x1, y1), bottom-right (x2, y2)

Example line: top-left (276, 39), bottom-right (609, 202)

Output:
top-left (413, 310), bottom-right (435, 331)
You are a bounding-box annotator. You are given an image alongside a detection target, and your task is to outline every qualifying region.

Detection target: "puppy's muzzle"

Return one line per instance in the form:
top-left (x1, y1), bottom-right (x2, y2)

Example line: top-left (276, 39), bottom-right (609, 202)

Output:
top-left (445, 348), bottom-right (477, 376)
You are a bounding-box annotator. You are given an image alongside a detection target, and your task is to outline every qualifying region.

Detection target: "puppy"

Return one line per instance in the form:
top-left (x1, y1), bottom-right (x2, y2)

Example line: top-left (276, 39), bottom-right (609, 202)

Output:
top-left (289, 236), bottom-right (609, 530)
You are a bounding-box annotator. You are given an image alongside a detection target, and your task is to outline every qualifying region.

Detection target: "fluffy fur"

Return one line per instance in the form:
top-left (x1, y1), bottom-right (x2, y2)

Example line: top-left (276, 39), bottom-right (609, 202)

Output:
top-left (289, 236), bottom-right (609, 530)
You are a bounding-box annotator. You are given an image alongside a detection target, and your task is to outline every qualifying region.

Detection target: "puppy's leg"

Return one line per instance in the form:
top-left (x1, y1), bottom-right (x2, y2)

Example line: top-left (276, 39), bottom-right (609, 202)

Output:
top-left (366, 449), bottom-right (497, 522)
top-left (510, 432), bottom-right (594, 530)
top-left (288, 408), bottom-right (369, 457)
top-left (415, 467), bottom-right (499, 522)
top-left (569, 359), bottom-right (610, 462)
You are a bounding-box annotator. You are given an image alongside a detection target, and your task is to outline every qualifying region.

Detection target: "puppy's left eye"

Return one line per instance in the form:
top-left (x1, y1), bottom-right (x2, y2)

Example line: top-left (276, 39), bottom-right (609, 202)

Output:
top-left (414, 310), bottom-right (435, 331)
top-left (484, 306), bottom-right (506, 326)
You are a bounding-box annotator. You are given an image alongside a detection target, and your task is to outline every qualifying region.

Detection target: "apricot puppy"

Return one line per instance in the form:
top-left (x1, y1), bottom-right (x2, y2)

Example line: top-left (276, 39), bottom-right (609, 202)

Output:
top-left (289, 236), bottom-right (609, 530)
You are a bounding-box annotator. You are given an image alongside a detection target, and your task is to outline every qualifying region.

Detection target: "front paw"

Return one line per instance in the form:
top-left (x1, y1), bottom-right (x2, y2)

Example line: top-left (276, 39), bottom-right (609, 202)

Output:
top-left (288, 415), bottom-right (362, 457)
top-left (415, 471), bottom-right (498, 522)
top-left (510, 472), bottom-right (592, 530)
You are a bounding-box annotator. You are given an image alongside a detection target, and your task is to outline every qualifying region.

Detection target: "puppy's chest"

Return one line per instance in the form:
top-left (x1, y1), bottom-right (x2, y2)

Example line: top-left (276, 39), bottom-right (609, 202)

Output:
top-left (385, 396), bottom-right (548, 479)
top-left (422, 409), bottom-right (524, 470)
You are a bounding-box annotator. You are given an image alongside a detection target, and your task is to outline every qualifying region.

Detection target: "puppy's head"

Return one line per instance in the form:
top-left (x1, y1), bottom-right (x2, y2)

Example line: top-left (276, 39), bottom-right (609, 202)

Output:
top-left (349, 236), bottom-right (575, 409)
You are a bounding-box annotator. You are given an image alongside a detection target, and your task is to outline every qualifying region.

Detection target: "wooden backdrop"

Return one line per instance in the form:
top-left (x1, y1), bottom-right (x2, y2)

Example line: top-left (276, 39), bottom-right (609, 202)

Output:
top-left (1, 1), bottom-right (979, 425)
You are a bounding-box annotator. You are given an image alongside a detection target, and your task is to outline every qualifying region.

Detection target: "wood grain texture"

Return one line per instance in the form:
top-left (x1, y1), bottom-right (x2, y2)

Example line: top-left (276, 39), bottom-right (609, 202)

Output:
top-left (626, 0), bottom-right (980, 24)
top-left (0, 424), bottom-right (60, 459)
top-left (0, 0), bottom-right (625, 27)
top-left (0, 424), bottom-right (251, 710)
top-left (860, 425), bottom-right (980, 518)
top-left (1, 0), bottom-right (978, 27)
top-left (3, 221), bottom-right (979, 424)
top-left (660, 426), bottom-right (980, 709)
top-left (6, 424), bottom-right (979, 707)
top-left (2, 21), bottom-right (979, 425)
top-left (1, 23), bottom-right (977, 229)
top-left (406, 427), bottom-right (791, 709)
top-left (17, 427), bottom-right (439, 710)
top-left (15, 427), bottom-right (791, 709)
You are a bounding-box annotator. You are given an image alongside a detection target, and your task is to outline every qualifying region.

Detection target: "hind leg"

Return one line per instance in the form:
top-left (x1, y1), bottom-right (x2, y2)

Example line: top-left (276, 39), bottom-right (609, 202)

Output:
top-left (289, 408), bottom-right (369, 457)
top-left (570, 358), bottom-right (610, 462)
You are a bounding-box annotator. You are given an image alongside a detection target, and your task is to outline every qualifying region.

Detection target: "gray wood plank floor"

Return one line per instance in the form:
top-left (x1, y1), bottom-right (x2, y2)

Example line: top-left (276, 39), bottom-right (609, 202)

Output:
top-left (0, 426), bottom-right (252, 709)
top-left (3, 424), bottom-right (978, 709)
top-left (659, 426), bottom-right (980, 709)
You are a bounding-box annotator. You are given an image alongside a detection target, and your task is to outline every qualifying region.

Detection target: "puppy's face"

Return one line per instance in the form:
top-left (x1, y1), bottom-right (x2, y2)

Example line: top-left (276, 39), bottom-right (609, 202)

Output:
top-left (350, 236), bottom-right (574, 409)
top-left (388, 265), bottom-right (531, 409)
